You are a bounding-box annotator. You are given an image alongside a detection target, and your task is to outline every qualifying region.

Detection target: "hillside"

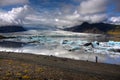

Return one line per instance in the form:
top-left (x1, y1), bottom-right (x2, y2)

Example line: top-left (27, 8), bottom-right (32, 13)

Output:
top-left (0, 25), bottom-right (26, 33)
top-left (64, 22), bottom-right (120, 35)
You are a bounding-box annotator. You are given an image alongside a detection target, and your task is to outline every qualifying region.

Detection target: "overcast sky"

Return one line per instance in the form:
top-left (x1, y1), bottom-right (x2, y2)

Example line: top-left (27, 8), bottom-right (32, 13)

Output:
top-left (0, 0), bottom-right (120, 28)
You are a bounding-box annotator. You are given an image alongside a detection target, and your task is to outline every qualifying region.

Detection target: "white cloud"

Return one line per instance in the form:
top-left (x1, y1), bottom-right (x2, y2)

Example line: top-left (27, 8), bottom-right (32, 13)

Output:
top-left (78, 0), bottom-right (107, 15)
top-left (23, 0), bottom-right (108, 28)
top-left (0, 0), bottom-right (118, 29)
top-left (0, 0), bottom-right (108, 29)
top-left (108, 17), bottom-right (120, 24)
top-left (0, 5), bottom-right (30, 25)
top-left (86, 14), bottom-right (107, 23)
top-left (0, 0), bottom-right (29, 6)
top-left (25, 11), bottom-right (107, 28)
top-left (44, 0), bottom-right (108, 27)
top-left (0, 5), bottom-right (107, 28)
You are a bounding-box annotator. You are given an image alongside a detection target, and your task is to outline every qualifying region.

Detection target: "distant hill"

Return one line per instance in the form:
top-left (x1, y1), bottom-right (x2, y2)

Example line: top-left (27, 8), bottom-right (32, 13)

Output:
top-left (0, 35), bottom-right (6, 39)
top-left (0, 25), bottom-right (26, 33)
top-left (64, 22), bottom-right (120, 35)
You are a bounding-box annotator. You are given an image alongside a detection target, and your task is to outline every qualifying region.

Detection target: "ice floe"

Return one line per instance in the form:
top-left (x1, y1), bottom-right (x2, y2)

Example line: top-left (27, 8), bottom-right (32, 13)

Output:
top-left (0, 35), bottom-right (120, 65)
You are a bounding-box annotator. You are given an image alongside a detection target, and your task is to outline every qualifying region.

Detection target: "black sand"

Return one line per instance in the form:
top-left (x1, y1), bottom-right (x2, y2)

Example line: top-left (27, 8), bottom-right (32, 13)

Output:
top-left (0, 52), bottom-right (120, 80)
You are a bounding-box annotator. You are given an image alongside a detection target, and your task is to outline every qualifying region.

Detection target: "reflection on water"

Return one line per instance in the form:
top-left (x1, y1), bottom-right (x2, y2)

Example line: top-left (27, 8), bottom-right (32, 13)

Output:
top-left (0, 35), bottom-right (120, 65)
top-left (0, 41), bottom-right (26, 48)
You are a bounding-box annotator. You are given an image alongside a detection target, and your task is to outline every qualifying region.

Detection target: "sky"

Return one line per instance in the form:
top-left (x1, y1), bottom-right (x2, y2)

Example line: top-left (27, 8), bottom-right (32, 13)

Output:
top-left (0, 0), bottom-right (120, 28)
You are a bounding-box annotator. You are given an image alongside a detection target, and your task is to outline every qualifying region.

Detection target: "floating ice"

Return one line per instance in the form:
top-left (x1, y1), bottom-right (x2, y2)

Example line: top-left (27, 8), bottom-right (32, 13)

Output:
top-left (92, 41), bottom-right (99, 48)
top-left (0, 35), bottom-right (120, 65)
top-left (108, 41), bottom-right (120, 46)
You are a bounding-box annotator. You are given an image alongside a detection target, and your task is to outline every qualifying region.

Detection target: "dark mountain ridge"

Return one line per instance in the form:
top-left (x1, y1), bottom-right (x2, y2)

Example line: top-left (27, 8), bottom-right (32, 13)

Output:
top-left (64, 22), bottom-right (120, 34)
top-left (0, 25), bottom-right (26, 33)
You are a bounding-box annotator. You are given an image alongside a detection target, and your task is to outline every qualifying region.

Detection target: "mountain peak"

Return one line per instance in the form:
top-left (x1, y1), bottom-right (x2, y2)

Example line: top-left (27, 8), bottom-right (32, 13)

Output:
top-left (64, 22), bottom-right (120, 34)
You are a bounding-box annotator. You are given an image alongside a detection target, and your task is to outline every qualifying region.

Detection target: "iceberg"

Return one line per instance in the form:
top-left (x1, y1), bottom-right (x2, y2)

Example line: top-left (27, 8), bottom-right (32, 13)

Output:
top-left (108, 41), bottom-right (120, 47)
top-left (92, 41), bottom-right (99, 48)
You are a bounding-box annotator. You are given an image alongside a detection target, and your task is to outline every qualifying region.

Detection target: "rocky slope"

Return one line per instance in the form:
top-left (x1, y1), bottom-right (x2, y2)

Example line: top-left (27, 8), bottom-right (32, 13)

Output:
top-left (64, 22), bottom-right (120, 35)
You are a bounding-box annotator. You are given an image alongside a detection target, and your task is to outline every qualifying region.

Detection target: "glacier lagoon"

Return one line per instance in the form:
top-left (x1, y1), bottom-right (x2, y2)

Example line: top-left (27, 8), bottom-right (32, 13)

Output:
top-left (0, 30), bottom-right (120, 65)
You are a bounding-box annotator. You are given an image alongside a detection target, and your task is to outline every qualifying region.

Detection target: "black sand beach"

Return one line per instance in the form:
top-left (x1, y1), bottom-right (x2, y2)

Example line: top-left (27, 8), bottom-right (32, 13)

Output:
top-left (0, 52), bottom-right (120, 80)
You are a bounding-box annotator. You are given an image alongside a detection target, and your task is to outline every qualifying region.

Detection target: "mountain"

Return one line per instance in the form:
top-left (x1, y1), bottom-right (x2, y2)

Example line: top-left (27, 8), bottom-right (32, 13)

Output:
top-left (0, 25), bottom-right (26, 33)
top-left (64, 22), bottom-right (120, 35)
top-left (0, 35), bottom-right (6, 39)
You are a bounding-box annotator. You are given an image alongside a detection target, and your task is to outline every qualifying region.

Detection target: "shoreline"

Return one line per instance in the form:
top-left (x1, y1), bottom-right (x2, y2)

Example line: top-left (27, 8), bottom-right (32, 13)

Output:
top-left (0, 52), bottom-right (120, 80)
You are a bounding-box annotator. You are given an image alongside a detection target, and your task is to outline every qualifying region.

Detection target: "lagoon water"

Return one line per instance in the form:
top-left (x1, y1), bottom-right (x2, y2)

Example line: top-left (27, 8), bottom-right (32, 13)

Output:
top-left (0, 30), bottom-right (120, 65)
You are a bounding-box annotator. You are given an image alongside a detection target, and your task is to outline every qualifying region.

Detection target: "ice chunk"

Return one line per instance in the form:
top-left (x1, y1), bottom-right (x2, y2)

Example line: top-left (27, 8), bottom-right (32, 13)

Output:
top-left (92, 41), bottom-right (99, 48)
top-left (61, 40), bottom-right (74, 45)
top-left (61, 40), bottom-right (82, 51)
top-left (108, 41), bottom-right (120, 46)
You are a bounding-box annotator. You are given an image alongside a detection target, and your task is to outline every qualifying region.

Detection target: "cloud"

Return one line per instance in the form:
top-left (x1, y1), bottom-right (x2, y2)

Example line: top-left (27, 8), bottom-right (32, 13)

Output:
top-left (0, 5), bottom-right (31, 25)
top-left (25, 11), bottom-right (107, 28)
top-left (0, 0), bottom-right (119, 29)
top-left (0, 0), bottom-right (29, 6)
top-left (24, 0), bottom-right (108, 28)
top-left (53, 0), bottom-right (108, 27)
top-left (78, 0), bottom-right (108, 15)
top-left (0, 0), bottom-right (108, 28)
top-left (108, 17), bottom-right (120, 24)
